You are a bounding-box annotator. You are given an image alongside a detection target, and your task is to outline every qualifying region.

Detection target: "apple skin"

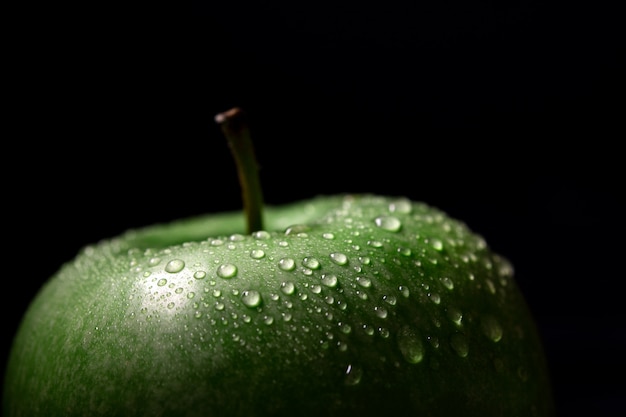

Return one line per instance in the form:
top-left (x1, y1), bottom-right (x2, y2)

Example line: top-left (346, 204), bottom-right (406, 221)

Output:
top-left (3, 194), bottom-right (554, 417)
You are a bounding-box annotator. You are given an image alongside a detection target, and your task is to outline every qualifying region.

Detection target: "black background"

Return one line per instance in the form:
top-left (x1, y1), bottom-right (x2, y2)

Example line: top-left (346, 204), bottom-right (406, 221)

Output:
top-left (4, 1), bottom-right (624, 415)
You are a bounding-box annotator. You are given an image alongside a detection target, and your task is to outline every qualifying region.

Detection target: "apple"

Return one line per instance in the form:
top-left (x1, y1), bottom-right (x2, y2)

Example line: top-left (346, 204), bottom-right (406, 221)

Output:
top-left (3, 108), bottom-right (554, 416)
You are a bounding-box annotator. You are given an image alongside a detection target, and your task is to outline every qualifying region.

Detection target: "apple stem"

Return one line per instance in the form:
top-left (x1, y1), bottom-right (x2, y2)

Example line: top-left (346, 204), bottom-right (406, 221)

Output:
top-left (215, 107), bottom-right (264, 234)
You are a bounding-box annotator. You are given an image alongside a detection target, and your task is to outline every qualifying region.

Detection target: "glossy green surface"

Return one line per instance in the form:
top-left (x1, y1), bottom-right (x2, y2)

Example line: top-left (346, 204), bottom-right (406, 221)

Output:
top-left (3, 194), bottom-right (554, 416)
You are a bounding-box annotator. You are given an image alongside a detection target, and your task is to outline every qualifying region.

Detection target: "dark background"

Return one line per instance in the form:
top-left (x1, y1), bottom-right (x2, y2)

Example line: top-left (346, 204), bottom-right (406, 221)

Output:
top-left (4, 1), bottom-right (624, 415)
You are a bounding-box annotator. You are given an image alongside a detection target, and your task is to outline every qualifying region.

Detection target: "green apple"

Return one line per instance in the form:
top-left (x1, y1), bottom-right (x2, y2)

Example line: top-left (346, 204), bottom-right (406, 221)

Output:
top-left (3, 109), bottom-right (554, 417)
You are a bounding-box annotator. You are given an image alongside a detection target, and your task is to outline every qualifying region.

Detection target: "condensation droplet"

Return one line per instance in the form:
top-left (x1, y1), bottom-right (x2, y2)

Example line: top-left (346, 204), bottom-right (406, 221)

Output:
top-left (389, 199), bottom-right (412, 214)
top-left (481, 315), bottom-right (503, 342)
top-left (280, 281), bottom-right (295, 295)
top-left (148, 257), bottom-right (161, 266)
top-left (241, 290), bottom-right (262, 308)
top-left (157, 278), bottom-right (167, 286)
top-left (253, 230), bottom-right (271, 240)
top-left (374, 216), bottom-right (402, 232)
top-left (167, 302), bottom-right (175, 309)
top-left (344, 364), bottom-right (363, 386)
top-left (302, 257), bottom-right (321, 270)
top-left (321, 274), bottom-right (338, 288)
top-left (330, 253), bottom-right (348, 265)
top-left (165, 259), bottom-right (185, 273)
top-left (383, 295), bottom-right (397, 305)
top-left (430, 239), bottom-right (443, 251)
top-left (429, 293), bottom-right (441, 304)
top-left (441, 277), bottom-right (454, 290)
top-left (368, 240), bottom-right (383, 248)
top-left (447, 307), bottom-right (463, 326)
top-left (397, 325), bottom-right (425, 364)
top-left (250, 249), bottom-right (266, 259)
top-left (399, 285), bottom-right (410, 298)
top-left (193, 271), bottom-right (207, 280)
top-left (217, 263), bottom-right (237, 279)
top-left (450, 333), bottom-right (469, 357)
top-left (356, 277), bottom-right (372, 288)
top-left (374, 306), bottom-right (388, 319)
top-left (322, 233), bottom-right (335, 240)
top-left (278, 258), bottom-right (296, 271)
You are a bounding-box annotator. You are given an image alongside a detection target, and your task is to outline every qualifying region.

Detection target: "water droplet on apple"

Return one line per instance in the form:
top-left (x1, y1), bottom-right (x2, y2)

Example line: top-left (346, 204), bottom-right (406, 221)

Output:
top-left (167, 302), bottom-right (175, 309)
top-left (344, 364), bottom-right (363, 386)
top-left (389, 199), bottom-right (412, 214)
top-left (397, 325), bottom-right (425, 364)
top-left (165, 259), bottom-right (185, 273)
top-left (215, 302), bottom-right (225, 311)
top-left (368, 240), bottom-right (383, 248)
top-left (397, 247), bottom-right (412, 256)
top-left (330, 252), bottom-right (348, 265)
top-left (481, 315), bottom-right (503, 342)
top-left (311, 284), bottom-right (322, 294)
top-left (302, 257), bottom-right (320, 269)
top-left (450, 333), bottom-right (469, 357)
top-left (321, 274), bottom-right (338, 287)
top-left (429, 293), bottom-right (441, 304)
top-left (241, 290), bottom-right (262, 308)
top-left (441, 277), bottom-right (454, 290)
top-left (157, 278), bottom-right (167, 286)
top-left (284, 224), bottom-right (311, 235)
top-left (193, 271), bottom-right (206, 280)
top-left (322, 232), bottom-right (335, 240)
top-left (431, 239), bottom-right (444, 251)
top-left (278, 258), bottom-right (296, 271)
top-left (148, 257), bottom-right (161, 266)
top-left (374, 306), bottom-right (388, 318)
top-left (447, 307), bottom-right (463, 326)
top-left (253, 230), bottom-right (271, 240)
top-left (250, 249), bottom-right (265, 259)
top-left (356, 277), bottom-right (372, 288)
top-left (398, 285), bottom-right (410, 298)
top-left (280, 281), bottom-right (295, 295)
top-left (374, 215), bottom-right (402, 232)
top-left (217, 263), bottom-right (237, 279)
top-left (175, 287), bottom-right (183, 294)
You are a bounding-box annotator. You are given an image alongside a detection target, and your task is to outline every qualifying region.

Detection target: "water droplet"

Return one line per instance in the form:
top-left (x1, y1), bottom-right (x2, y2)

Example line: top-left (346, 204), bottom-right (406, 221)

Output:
top-left (250, 249), bottom-right (266, 259)
top-left (311, 284), bottom-right (322, 294)
top-left (280, 281), bottom-right (295, 295)
top-left (359, 256), bottom-right (371, 265)
top-left (175, 287), bottom-right (183, 294)
top-left (187, 292), bottom-right (195, 299)
top-left (165, 259), bottom-right (185, 273)
top-left (397, 325), bottom-right (425, 364)
top-left (330, 253), bottom-right (348, 265)
top-left (389, 199), bottom-right (412, 214)
top-left (399, 285), bottom-right (410, 298)
top-left (367, 240), bottom-right (383, 248)
top-left (278, 258), bottom-right (296, 271)
top-left (217, 263), bottom-right (237, 279)
top-left (167, 302), bottom-right (175, 309)
top-left (241, 290), bottom-right (262, 308)
top-left (302, 257), bottom-right (321, 270)
top-left (215, 302), bottom-right (225, 311)
top-left (356, 277), bottom-right (372, 288)
top-left (322, 233), bottom-right (335, 240)
top-left (374, 215), bottom-right (402, 232)
top-left (441, 277), bottom-right (454, 290)
top-left (157, 278), bottom-right (167, 286)
top-left (284, 224), bottom-right (311, 235)
top-left (397, 247), bottom-right (412, 256)
top-left (253, 230), bottom-right (271, 240)
top-left (450, 333), bottom-right (469, 357)
top-left (374, 306), bottom-right (388, 319)
top-left (148, 257), bottom-right (161, 266)
top-left (430, 239), bottom-right (443, 251)
top-left (264, 316), bottom-right (274, 325)
top-left (321, 274), bottom-right (338, 287)
top-left (344, 364), bottom-right (363, 386)
top-left (193, 270), bottom-right (207, 280)
top-left (429, 293), bottom-right (441, 304)
top-left (481, 315), bottom-right (503, 342)
top-left (447, 307), bottom-right (463, 326)
top-left (383, 295), bottom-right (397, 305)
